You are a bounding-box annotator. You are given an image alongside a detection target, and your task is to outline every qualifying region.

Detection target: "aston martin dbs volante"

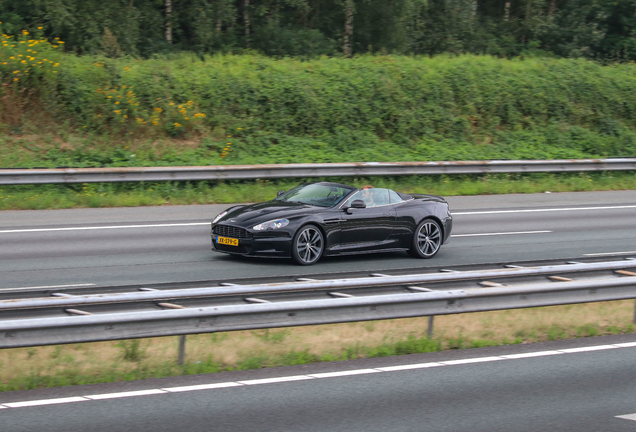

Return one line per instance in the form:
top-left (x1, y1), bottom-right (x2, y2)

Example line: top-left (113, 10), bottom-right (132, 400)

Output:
top-left (210, 182), bottom-right (452, 265)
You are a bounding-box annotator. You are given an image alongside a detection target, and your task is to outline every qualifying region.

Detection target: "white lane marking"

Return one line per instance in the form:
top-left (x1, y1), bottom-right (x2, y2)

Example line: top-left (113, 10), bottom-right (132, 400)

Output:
top-left (0, 223), bottom-right (209, 234)
top-left (3, 342), bottom-right (636, 409)
top-left (559, 345), bottom-right (618, 353)
top-left (2, 204), bottom-right (634, 234)
top-left (441, 356), bottom-right (504, 365)
top-left (162, 382), bottom-right (241, 393)
top-left (309, 369), bottom-right (380, 379)
top-left (616, 413), bottom-right (636, 421)
top-left (584, 251), bottom-right (636, 257)
top-left (85, 389), bottom-right (167, 400)
top-left (376, 362), bottom-right (443, 372)
top-left (452, 230), bottom-right (551, 238)
top-left (0, 227), bottom-right (553, 239)
top-left (454, 205), bottom-right (636, 216)
top-left (0, 283), bottom-right (95, 292)
top-left (238, 375), bottom-right (315, 385)
top-left (614, 342), bottom-right (636, 348)
top-left (3, 396), bottom-right (87, 408)
top-left (500, 350), bottom-right (564, 359)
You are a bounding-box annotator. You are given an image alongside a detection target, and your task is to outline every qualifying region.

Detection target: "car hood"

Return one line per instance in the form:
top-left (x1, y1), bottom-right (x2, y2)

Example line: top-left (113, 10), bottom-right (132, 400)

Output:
top-left (218, 200), bottom-right (322, 226)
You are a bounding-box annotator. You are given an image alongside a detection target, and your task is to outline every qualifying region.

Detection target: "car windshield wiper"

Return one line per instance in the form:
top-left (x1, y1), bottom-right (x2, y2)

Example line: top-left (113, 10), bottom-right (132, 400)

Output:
top-left (291, 200), bottom-right (323, 206)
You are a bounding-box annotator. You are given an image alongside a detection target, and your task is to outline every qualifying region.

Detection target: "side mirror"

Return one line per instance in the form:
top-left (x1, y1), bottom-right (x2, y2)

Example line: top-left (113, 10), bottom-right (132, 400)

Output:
top-left (350, 200), bottom-right (366, 209)
top-left (277, 190), bottom-right (285, 197)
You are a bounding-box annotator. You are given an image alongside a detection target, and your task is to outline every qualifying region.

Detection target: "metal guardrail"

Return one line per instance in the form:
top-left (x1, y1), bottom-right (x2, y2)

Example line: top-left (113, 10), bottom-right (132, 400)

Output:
top-left (0, 258), bottom-right (635, 349)
top-left (1, 159), bottom-right (635, 185)
top-left (1, 259), bottom-right (633, 311)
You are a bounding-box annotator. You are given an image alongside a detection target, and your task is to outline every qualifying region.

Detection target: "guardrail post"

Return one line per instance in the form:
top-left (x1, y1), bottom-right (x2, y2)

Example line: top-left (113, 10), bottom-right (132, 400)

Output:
top-left (427, 316), bottom-right (435, 339)
top-left (178, 335), bottom-right (186, 365)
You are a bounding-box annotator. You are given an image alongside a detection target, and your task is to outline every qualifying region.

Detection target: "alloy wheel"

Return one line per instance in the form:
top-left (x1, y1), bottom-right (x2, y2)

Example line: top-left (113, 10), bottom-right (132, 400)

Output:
top-left (415, 220), bottom-right (442, 258)
top-left (293, 226), bottom-right (324, 265)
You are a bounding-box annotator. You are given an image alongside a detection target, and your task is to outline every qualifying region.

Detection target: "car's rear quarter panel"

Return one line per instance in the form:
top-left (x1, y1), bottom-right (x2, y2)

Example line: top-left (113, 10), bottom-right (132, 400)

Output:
top-left (392, 198), bottom-right (452, 246)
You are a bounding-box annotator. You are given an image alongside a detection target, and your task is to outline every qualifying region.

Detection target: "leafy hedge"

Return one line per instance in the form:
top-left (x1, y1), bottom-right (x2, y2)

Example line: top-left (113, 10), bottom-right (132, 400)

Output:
top-left (2, 49), bottom-right (636, 167)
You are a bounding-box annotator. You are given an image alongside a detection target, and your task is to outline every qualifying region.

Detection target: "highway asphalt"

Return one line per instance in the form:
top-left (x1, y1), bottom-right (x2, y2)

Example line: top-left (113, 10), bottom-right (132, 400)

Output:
top-left (1, 334), bottom-right (636, 431)
top-left (0, 190), bottom-right (635, 430)
top-left (0, 190), bottom-right (635, 289)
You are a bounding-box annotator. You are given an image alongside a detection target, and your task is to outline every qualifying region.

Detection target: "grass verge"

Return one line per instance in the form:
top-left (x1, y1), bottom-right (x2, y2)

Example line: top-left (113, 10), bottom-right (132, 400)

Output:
top-left (1, 301), bottom-right (633, 392)
top-left (2, 171), bottom-right (636, 211)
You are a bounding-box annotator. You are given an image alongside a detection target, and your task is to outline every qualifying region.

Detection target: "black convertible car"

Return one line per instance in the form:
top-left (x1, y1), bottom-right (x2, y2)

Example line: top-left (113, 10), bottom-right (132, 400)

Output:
top-left (211, 182), bottom-right (452, 265)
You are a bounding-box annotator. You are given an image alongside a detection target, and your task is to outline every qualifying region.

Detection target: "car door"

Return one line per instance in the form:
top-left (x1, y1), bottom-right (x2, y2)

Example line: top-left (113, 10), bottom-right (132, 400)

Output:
top-left (338, 189), bottom-right (397, 248)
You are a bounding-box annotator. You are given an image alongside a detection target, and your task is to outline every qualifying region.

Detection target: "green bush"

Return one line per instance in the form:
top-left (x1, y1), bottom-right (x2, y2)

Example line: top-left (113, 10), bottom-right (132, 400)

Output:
top-left (50, 54), bottom-right (636, 145)
top-left (4, 52), bottom-right (636, 169)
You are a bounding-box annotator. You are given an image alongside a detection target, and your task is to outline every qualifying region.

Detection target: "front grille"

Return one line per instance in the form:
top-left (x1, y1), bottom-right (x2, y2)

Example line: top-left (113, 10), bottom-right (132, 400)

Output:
top-left (213, 224), bottom-right (252, 239)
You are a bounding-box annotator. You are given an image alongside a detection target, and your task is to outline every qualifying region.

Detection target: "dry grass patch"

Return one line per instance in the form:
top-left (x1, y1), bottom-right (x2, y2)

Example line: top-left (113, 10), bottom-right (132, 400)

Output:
top-left (0, 300), bottom-right (634, 391)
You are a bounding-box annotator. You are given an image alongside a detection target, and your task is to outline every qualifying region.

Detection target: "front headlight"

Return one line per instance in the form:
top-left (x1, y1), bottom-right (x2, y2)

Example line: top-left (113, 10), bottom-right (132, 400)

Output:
top-left (212, 211), bottom-right (228, 224)
top-left (253, 218), bottom-right (290, 231)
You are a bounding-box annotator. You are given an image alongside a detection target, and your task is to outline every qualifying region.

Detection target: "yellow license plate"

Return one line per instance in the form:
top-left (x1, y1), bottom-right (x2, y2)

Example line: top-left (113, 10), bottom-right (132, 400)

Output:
top-left (217, 236), bottom-right (239, 246)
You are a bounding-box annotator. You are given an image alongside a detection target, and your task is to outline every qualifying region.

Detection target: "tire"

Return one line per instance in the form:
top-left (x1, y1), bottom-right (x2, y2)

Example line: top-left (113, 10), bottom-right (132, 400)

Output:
top-left (408, 219), bottom-right (443, 259)
top-left (291, 225), bottom-right (324, 265)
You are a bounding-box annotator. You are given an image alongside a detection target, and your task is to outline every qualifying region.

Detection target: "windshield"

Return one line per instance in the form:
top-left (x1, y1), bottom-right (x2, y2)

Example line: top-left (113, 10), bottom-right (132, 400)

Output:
top-left (275, 183), bottom-right (353, 207)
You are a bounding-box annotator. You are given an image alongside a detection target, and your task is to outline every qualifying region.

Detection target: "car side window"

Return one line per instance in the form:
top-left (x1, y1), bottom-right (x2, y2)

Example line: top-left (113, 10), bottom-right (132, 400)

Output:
top-left (345, 189), bottom-right (390, 208)
top-left (345, 191), bottom-right (364, 207)
top-left (388, 190), bottom-right (404, 204)
top-left (370, 189), bottom-right (390, 206)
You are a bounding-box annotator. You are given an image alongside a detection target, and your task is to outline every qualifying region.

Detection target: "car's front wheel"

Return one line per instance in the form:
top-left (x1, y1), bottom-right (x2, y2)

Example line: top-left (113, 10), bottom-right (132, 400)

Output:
top-left (408, 218), bottom-right (442, 259)
top-left (292, 225), bottom-right (324, 265)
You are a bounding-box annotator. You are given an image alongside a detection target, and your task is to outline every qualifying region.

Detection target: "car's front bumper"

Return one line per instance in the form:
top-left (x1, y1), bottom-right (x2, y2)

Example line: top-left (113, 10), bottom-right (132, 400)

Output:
top-left (211, 230), bottom-right (293, 258)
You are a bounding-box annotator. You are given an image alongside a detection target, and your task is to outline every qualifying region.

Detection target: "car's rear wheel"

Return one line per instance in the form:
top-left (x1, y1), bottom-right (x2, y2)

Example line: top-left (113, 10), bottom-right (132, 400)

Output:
top-left (408, 219), bottom-right (442, 259)
top-left (292, 225), bottom-right (324, 265)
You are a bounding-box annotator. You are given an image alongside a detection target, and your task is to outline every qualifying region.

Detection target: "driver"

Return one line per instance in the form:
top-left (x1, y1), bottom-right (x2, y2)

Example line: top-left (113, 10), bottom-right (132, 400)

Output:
top-left (361, 185), bottom-right (375, 207)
